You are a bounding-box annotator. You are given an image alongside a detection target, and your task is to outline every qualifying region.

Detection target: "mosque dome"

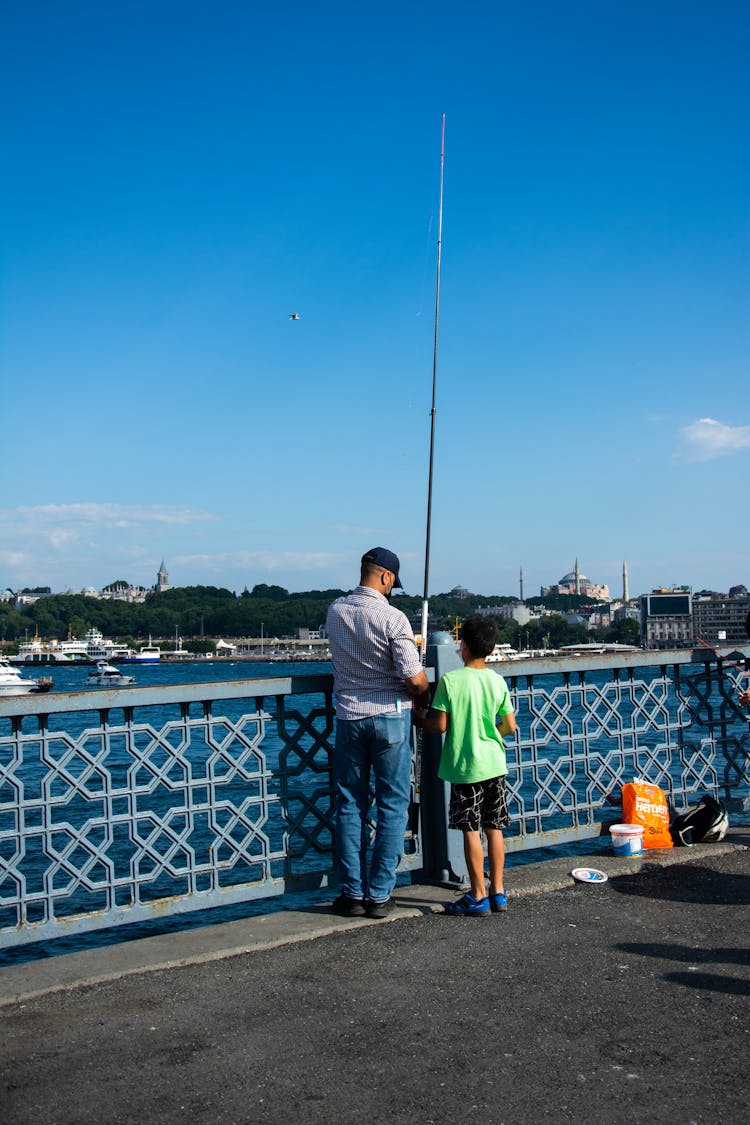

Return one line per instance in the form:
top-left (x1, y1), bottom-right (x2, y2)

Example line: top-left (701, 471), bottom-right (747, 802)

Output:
top-left (559, 571), bottom-right (589, 585)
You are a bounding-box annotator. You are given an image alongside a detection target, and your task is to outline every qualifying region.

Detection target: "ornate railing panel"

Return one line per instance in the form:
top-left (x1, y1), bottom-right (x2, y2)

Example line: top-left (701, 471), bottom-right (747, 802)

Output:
top-left (503, 656), bottom-right (748, 851)
top-left (0, 676), bottom-right (346, 947)
top-left (425, 644), bottom-right (750, 869)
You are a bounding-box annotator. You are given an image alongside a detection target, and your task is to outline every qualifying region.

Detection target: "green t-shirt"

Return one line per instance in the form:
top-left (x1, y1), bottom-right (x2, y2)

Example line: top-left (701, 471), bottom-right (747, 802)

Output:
top-left (431, 666), bottom-right (514, 784)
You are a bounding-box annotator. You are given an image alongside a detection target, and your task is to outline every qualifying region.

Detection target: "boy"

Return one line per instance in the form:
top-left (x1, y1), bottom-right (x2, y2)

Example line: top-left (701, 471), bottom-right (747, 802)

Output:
top-left (415, 617), bottom-right (516, 916)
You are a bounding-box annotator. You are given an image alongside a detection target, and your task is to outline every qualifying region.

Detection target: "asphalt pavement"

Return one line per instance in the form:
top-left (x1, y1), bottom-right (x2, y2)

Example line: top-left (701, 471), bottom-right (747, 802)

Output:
top-left (1, 833), bottom-right (749, 1124)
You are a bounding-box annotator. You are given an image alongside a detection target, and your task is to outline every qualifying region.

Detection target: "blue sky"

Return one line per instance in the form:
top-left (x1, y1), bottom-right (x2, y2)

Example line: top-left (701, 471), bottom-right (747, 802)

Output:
top-left (1, 1), bottom-right (748, 600)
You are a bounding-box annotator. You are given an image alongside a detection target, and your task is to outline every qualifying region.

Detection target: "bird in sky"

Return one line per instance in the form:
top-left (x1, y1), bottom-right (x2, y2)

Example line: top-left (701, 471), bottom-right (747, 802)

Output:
top-left (288, 313), bottom-right (300, 320)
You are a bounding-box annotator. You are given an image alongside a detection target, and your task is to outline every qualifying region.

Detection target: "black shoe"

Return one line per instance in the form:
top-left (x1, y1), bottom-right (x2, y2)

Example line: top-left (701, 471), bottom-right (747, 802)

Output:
top-left (332, 894), bottom-right (366, 917)
top-left (365, 897), bottom-right (396, 919)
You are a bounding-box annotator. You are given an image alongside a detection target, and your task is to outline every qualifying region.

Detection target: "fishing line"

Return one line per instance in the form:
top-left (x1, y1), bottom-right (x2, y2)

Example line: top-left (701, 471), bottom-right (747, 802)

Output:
top-left (694, 635), bottom-right (749, 678)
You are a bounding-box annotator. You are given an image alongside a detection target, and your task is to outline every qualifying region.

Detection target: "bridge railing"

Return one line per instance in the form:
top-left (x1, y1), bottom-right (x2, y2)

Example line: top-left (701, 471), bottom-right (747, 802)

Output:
top-left (1, 646), bottom-right (748, 947)
top-left (0, 674), bottom-right (355, 948)
top-left (418, 641), bottom-right (750, 883)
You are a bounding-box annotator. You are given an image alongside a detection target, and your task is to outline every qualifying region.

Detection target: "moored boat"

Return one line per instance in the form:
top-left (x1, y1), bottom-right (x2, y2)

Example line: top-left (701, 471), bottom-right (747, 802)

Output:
top-left (12, 627), bottom-right (134, 665)
top-left (120, 645), bottom-right (161, 664)
top-left (0, 659), bottom-right (53, 695)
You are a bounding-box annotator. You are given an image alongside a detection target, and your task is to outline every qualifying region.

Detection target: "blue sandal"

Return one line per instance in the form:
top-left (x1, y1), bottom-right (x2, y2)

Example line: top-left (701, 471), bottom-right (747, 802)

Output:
top-left (444, 893), bottom-right (490, 916)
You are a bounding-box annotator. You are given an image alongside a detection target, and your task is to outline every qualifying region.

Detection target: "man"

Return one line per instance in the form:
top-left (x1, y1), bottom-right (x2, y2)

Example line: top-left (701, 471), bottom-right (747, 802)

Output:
top-left (326, 547), bottom-right (429, 918)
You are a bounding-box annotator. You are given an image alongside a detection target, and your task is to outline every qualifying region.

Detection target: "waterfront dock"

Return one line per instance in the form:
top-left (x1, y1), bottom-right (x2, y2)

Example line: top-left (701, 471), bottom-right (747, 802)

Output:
top-left (1, 834), bottom-right (748, 1124)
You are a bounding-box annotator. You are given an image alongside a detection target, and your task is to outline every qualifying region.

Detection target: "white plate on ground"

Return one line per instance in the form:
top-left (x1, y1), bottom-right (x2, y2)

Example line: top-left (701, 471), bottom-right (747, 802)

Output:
top-left (571, 867), bottom-right (609, 884)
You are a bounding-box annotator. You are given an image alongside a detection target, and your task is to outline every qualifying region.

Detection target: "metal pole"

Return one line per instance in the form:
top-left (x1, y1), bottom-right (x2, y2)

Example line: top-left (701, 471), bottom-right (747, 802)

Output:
top-left (420, 114), bottom-right (445, 661)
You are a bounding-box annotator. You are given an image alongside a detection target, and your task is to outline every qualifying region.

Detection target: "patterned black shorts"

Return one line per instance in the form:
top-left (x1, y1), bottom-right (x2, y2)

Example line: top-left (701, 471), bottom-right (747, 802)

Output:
top-left (448, 775), bottom-right (509, 832)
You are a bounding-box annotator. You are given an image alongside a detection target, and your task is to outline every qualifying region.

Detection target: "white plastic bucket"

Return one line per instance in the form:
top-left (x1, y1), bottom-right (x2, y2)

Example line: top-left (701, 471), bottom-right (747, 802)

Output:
top-left (610, 823), bottom-right (644, 857)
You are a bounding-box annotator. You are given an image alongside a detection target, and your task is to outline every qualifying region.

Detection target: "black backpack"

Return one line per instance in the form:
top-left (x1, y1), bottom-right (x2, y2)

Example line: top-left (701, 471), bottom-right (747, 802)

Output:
top-left (670, 794), bottom-right (729, 846)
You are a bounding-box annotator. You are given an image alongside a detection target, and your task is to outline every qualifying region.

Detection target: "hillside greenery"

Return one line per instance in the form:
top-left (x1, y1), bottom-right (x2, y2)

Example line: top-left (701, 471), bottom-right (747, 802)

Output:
top-left (0, 584), bottom-right (639, 648)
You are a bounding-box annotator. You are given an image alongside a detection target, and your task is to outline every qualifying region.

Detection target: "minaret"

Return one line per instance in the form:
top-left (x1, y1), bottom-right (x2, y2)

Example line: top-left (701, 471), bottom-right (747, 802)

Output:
top-left (157, 560), bottom-right (169, 593)
top-left (519, 566), bottom-right (524, 603)
top-left (574, 558), bottom-right (580, 596)
top-left (622, 560), bottom-right (629, 603)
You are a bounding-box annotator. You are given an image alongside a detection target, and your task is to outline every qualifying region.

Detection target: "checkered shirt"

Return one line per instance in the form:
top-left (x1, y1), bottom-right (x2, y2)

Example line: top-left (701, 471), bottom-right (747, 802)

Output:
top-left (325, 586), bottom-right (423, 720)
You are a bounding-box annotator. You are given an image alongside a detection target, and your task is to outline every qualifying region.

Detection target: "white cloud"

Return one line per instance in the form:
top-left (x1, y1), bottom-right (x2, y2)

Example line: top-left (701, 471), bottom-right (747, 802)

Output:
top-left (0, 505), bottom-right (221, 589)
top-left (48, 529), bottom-right (80, 550)
top-left (0, 550), bottom-right (26, 567)
top-left (175, 550), bottom-right (339, 574)
top-left (679, 418), bottom-right (750, 461)
top-left (15, 503), bottom-right (216, 527)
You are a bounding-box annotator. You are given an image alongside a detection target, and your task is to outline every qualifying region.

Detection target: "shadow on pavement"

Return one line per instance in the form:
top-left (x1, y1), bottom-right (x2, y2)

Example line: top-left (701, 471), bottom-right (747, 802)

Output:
top-left (608, 859), bottom-right (750, 904)
top-left (615, 941), bottom-right (750, 966)
top-left (614, 942), bottom-right (750, 997)
top-left (660, 971), bottom-right (750, 996)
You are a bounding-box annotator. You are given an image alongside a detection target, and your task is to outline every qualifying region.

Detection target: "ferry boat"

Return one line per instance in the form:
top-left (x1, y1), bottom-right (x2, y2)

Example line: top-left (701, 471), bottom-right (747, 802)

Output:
top-left (13, 627), bottom-right (134, 665)
top-left (120, 638), bottom-right (161, 664)
top-left (13, 636), bottom-right (79, 663)
top-left (86, 662), bottom-right (135, 687)
top-left (0, 658), bottom-right (53, 696)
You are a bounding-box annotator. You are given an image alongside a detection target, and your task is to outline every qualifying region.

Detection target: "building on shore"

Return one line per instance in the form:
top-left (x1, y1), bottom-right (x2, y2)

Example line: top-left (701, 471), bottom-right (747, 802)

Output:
top-left (692, 587), bottom-right (749, 645)
top-left (99, 580), bottom-right (148, 604)
top-left (156, 560), bottom-right (169, 593)
top-left (541, 560), bottom-right (610, 601)
top-left (640, 588), bottom-right (693, 649)
top-left (641, 585), bottom-right (749, 649)
top-left (477, 602), bottom-right (535, 627)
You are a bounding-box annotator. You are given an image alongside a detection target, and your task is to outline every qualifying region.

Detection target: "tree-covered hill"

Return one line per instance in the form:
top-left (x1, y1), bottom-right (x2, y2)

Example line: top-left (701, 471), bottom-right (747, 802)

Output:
top-left (0, 583), bottom-right (637, 647)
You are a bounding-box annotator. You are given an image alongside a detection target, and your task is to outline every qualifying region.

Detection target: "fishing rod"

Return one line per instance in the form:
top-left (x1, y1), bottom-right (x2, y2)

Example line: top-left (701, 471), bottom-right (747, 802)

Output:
top-left (420, 113), bottom-right (445, 662)
top-left (409, 116), bottom-right (445, 838)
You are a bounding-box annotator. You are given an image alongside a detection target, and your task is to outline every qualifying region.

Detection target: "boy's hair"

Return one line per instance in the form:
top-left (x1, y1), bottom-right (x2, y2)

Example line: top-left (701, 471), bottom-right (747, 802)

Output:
top-left (460, 617), bottom-right (498, 659)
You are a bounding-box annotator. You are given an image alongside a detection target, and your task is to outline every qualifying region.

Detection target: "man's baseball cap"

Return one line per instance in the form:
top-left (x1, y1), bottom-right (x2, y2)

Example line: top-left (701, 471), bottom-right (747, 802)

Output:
top-left (362, 547), bottom-right (403, 588)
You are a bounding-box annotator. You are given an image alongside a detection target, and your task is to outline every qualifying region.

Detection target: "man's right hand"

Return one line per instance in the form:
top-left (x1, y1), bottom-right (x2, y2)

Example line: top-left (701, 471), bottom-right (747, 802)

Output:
top-left (404, 670), bottom-right (429, 704)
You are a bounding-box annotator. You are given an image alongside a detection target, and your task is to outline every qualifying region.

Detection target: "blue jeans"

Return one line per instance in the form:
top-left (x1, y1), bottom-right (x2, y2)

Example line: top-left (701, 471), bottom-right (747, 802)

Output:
top-left (333, 711), bottom-right (413, 903)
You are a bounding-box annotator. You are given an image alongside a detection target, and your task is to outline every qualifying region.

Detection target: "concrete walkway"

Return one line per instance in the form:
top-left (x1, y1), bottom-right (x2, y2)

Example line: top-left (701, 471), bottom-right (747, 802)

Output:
top-left (1, 832), bottom-right (749, 1123)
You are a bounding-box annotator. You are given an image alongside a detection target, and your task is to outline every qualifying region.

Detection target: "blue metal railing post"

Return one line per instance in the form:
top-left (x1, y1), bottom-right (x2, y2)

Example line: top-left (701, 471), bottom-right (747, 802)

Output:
top-left (418, 634), bottom-right (466, 884)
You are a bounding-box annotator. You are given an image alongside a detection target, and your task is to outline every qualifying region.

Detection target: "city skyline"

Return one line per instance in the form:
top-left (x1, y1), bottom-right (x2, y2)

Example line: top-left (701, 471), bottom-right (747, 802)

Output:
top-left (5, 556), bottom-right (747, 604)
top-left (1, 3), bottom-right (748, 599)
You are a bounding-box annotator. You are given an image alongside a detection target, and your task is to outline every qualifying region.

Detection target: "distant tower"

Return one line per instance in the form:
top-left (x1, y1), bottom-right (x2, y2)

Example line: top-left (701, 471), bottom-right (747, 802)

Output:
top-left (157, 560), bottom-right (169, 593)
top-left (623, 560), bottom-right (629, 603)
top-left (519, 566), bottom-right (524, 603)
top-left (574, 558), bottom-right (581, 596)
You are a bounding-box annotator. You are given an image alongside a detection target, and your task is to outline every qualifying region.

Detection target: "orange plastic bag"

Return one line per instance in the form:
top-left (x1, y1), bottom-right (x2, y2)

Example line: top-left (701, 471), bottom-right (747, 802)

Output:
top-left (621, 780), bottom-right (673, 849)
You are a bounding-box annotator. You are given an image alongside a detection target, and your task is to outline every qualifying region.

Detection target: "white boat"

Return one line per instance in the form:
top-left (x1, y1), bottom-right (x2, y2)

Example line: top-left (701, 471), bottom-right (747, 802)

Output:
top-left (83, 629), bottom-right (136, 662)
top-left (99, 638), bottom-right (160, 664)
top-left (0, 658), bottom-right (53, 696)
top-left (86, 661), bottom-right (135, 686)
top-left (486, 644), bottom-right (522, 663)
top-left (13, 627), bottom-right (130, 664)
top-left (13, 637), bottom-right (77, 663)
top-left (83, 628), bottom-right (117, 661)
